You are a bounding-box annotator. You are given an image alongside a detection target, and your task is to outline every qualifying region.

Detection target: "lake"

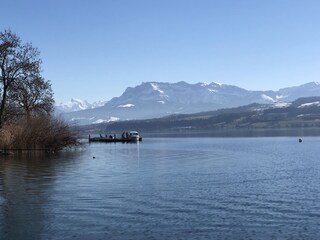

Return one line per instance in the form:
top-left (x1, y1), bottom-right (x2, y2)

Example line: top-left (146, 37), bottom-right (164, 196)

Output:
top-left (1, 137), bottom-right (320, 239)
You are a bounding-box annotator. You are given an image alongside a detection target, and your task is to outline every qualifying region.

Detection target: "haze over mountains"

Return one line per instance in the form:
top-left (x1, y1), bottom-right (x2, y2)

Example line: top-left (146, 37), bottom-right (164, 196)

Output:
top-left (58, 81), bottom-right (320, 125)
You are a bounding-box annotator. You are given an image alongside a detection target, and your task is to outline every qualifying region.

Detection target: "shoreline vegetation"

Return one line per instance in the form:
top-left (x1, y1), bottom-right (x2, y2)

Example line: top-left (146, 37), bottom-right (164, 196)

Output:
top-left (0, 30), bottom-right (78, 154)
top-left (0, 116), bottom-right (78, 153)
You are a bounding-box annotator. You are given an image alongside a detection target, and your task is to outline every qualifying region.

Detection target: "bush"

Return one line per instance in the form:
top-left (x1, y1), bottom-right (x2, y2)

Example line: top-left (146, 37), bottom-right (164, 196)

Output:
top-left (0, 116), bottom-right (78, 150)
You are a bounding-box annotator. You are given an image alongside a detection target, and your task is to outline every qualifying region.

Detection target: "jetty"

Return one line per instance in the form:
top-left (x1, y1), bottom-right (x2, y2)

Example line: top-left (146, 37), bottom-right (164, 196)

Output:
top-left (89, 131), bottom-right (142, 143)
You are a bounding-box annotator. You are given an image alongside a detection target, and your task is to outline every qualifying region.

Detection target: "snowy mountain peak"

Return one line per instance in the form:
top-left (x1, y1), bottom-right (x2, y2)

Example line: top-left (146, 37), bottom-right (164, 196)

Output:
top-left (261, 94), bottom-right (275, 102)
top-left (199, 82), bottom-right (209, 87)
top-left (57, 98), bottom-right (90, 112)
top-left (56, 98), bottom-right (107, 113)
top-left (150, 82), bottom-right (165, 94)
top-left (210, 81), bottom-right (223, 87)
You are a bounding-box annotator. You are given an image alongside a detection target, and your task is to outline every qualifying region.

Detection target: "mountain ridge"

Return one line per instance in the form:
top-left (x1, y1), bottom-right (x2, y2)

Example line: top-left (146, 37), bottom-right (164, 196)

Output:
top-left (60, 81), bottom-right (320, 125)
top-left (77, 96), bottom-right (320, 136)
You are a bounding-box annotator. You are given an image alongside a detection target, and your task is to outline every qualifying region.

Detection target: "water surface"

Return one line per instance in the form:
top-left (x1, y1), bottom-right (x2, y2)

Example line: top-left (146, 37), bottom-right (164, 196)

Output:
top-left (1, 137), bottom-right (320, 239)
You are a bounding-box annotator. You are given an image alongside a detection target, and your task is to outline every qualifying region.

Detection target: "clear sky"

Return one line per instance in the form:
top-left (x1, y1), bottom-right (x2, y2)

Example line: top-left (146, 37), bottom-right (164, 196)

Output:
top-left (1, 0), bottom-right (320, 103)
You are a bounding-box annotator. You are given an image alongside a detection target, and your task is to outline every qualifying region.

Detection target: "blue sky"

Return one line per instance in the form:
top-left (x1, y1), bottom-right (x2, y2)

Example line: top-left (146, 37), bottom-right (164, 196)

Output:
top-left (1, 0), bottom-right (320, 103)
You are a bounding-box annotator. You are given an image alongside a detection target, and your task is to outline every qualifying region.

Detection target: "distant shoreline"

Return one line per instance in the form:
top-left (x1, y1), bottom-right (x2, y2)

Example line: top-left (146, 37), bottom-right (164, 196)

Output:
top-left (142, 128), bottom-right (320, 137)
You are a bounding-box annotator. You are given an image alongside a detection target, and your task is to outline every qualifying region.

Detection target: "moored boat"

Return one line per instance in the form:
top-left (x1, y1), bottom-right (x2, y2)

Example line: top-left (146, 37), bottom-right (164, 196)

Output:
top-left (128, 131), bottom-right (140, 141)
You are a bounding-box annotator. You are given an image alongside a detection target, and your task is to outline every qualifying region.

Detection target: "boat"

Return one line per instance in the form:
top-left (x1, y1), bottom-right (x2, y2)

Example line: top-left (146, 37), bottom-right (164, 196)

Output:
top-left (89, 131), bottom-right (142, 143)
top-left (128, 131), bottom-right (140, 141)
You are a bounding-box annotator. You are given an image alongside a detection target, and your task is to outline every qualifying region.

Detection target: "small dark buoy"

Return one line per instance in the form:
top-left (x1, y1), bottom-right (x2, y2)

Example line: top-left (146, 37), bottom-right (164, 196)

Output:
top-left (93, 156), bottom-right (96, 159)
top-left (299, 138), bottom-right (302, 143)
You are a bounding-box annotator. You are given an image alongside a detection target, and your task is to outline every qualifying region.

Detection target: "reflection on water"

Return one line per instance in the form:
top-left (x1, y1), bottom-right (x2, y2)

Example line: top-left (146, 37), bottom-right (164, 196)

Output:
top-left (1, 138), bottom-right (320, 239)
top-left (0, 151), bottom-right (85, 239)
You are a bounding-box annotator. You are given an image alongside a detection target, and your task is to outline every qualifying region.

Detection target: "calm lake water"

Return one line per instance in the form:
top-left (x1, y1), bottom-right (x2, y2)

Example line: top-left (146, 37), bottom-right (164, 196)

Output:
top-left (1, 137), bottom-right (320, 240)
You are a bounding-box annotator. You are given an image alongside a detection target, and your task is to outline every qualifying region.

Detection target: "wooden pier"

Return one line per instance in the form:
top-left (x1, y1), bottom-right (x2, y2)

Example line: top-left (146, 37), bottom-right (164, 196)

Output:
top-left (89, 135), bottom-right (142, 143)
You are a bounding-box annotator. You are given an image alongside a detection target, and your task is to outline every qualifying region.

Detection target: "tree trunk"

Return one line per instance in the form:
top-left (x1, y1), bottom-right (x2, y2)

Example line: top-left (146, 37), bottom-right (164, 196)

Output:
top-left (0, 85), bottom-right (7, 128)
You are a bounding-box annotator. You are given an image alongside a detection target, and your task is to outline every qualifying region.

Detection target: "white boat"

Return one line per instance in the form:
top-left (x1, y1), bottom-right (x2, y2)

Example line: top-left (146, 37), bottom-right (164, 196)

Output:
top-left (128, 131), bottom-right (141, 141)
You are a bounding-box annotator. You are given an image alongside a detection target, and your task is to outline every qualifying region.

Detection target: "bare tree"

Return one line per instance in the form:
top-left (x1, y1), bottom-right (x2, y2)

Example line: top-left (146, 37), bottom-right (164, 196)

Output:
top-left (0, 29), bottom-right (78, 151)
top-left (10, 73), bottom-right (54, 118)
top-left (0, 30), bottom-right (41, 127)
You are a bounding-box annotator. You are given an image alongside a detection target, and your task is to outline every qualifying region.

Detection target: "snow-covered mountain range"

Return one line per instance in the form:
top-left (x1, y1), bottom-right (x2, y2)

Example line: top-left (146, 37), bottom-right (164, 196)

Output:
top-left (58, 81), bottom-right (320, 125)
top-left (56, 98), bottom-right (107, 113)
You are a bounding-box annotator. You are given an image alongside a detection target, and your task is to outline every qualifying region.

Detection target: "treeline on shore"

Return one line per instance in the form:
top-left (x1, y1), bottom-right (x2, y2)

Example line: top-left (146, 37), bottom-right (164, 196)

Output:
top-left (0, 30), bottom-right (77, 151)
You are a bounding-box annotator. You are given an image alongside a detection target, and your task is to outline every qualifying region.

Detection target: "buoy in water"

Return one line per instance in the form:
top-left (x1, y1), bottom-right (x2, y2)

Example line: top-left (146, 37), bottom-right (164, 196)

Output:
top-left (93, 156), bottom-right (96, 159)
top-left (299, 138), bottom-right (302, 143)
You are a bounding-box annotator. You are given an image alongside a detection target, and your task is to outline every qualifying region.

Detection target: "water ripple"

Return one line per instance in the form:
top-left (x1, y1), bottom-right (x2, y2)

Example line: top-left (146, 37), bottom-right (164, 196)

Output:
top-left (1, 137), bottom-right (320, 239)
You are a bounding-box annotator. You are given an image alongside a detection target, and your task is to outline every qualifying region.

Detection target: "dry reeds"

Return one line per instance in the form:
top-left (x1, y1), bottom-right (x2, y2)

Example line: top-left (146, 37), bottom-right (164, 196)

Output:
top-left (0, 116), bottom-right (78, 151)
